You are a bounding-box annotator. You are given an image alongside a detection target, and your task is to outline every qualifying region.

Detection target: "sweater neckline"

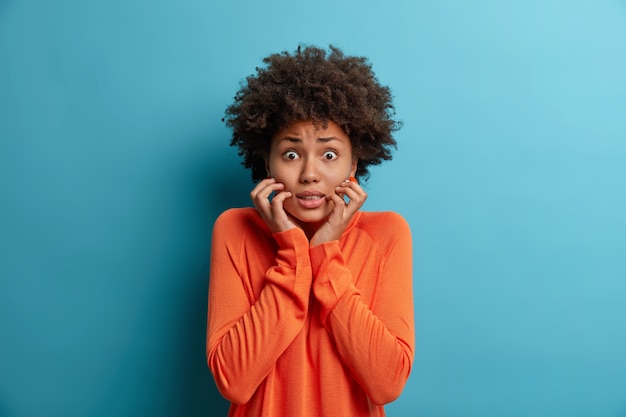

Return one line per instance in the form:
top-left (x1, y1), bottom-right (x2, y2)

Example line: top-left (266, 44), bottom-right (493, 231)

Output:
top-left (248, 207), bottom-right (363, 239)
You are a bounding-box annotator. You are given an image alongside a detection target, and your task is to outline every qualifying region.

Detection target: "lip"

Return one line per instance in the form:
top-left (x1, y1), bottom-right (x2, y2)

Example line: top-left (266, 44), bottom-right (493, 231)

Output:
top-left (295, 190), bottom-right (327, 209)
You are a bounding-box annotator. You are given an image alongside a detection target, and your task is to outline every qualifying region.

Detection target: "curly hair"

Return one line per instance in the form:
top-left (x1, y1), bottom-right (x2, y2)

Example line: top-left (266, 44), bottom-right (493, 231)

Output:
top-left (223, 45), bottom-right (401, 183)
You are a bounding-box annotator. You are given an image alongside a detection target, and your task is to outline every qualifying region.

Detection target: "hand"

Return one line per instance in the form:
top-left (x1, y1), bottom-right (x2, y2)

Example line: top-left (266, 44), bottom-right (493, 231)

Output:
top-left (310, 179), bottom-right (367, 246)
top-left (250, 178), bottom-right (297, 234)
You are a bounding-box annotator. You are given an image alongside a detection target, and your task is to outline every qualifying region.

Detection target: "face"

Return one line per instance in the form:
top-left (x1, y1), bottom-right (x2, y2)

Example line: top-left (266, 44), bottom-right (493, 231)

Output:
top-left (266, 120), bottom-right (358, 227)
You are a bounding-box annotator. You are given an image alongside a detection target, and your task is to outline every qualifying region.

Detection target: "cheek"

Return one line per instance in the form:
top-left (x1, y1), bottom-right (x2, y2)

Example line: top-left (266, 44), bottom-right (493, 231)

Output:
top-left (270, 165), bottom-right (296, 186)
top-left (326, 164), bottom-right (352, 182)
top-left (267, 159), bottom-right (283, 178)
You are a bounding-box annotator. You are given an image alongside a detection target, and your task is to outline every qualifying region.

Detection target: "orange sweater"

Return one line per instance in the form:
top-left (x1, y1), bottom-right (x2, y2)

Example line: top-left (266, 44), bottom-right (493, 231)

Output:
top-left (206, 208), bottom-right (414, 417)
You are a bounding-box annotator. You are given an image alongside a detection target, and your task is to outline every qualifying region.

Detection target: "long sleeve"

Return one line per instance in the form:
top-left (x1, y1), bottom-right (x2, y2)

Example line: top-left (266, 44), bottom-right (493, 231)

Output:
top-left (310, 212), bottom-right (415, 405)
top-left (206, 209), bottom-right (312, 404)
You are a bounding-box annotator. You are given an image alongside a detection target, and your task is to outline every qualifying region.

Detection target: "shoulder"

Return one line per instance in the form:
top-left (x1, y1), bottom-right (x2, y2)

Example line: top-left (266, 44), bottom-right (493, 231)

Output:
top-left (212, 207), bottom-right (267, 236)
top-left (353, 212), bottom-right (413, 262)
top-left (214, 207), bottom-right (258, 224)
top-left (358, 211), bottom-right (410, 231)
top-left (354, 211), bottom-right (412, 242)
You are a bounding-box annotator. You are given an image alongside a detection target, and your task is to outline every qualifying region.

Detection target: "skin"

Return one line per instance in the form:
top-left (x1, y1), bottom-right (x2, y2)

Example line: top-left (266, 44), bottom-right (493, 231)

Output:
top-left (250, 120), bottom-right (367, 246)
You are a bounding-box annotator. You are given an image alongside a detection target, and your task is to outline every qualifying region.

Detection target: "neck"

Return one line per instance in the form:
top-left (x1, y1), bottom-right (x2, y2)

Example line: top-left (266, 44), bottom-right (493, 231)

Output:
top-left (294, 217), bottom-right (327, 240)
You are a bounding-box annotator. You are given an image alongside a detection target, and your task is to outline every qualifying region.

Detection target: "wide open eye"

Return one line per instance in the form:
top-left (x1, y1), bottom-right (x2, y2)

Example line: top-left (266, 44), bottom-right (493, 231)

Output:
top-left (323, 150), bottom-right (338, 160)
top-left (283, 150), bottom-right (300, 160)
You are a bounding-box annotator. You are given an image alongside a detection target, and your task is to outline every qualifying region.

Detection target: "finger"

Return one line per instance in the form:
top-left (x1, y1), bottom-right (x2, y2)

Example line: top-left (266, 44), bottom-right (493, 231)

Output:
top-left (326, 192), bottom-right (347, 210)
top-left (250, 177), bottom-right (280, 196)
top-left (336, 184), bottom-right (365, 202)
top-left (339, 178), bottom-right (365, 193)
top-left (251, 181), bottom-right (284, 204)
top-left (250, 177), bottom-right (275, 191)
top-left (250, 178), bottom-right (273, 203)
top-left (269, 191), bottom-right (294, 230)
top-left (335, 188), bottom-right (367, 215)
top-left (251, 182), bottom-right (286, 222)
top-left (340, 187), bottom-right (362, 203)
top-left (270, 190), bottom-right (293, 207)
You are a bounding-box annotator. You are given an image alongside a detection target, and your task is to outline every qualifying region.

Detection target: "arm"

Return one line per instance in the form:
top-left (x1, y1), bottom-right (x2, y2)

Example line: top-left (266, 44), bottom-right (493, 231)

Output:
top-left (310, 213), bottom-right (415, 405)
top-left (206, 211), bottom-right (312, 404)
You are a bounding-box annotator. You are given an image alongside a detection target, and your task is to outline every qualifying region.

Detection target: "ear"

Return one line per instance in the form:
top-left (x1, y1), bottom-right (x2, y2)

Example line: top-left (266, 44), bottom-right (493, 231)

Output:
top-left (349, 158), bottom-right (358, 178)
top-left (265, 158), bottom-right (271, 178)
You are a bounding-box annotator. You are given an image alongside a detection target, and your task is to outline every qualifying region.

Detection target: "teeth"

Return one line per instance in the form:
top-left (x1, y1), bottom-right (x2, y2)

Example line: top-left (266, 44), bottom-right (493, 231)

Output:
top-left (302, 196), bottom-right (321, 200)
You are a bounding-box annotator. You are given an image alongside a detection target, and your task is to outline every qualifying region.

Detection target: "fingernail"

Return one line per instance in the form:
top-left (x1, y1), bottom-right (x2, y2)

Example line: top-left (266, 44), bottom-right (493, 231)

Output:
top-left (349, 176), bottom-right (358, 183)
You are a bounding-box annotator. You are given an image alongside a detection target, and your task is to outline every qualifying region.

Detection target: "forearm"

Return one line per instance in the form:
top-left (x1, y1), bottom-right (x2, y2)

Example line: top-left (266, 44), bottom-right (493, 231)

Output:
top-left (321, 288), bottom-right (413, 405)
top-left (310, 236), bottom-right (414, 405)
top-left (207, 226), bottom-right (312, 404)
top-left (207, 278), bottom-right (309, 404)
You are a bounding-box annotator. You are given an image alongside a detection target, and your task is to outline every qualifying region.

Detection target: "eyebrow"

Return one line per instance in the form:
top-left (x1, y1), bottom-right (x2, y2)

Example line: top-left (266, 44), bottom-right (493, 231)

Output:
top-left (279, 136), bottom-right (340, 144)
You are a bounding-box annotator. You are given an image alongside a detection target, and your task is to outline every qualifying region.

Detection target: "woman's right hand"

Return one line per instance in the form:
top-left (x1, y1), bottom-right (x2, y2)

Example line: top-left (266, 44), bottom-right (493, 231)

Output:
top-left (250, 178), bottom-right (297, 234)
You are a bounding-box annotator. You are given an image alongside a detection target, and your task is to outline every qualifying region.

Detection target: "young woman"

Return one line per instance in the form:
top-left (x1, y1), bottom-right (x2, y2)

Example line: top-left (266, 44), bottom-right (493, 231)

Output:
top-left (206, 45), bottom-right (414, 417)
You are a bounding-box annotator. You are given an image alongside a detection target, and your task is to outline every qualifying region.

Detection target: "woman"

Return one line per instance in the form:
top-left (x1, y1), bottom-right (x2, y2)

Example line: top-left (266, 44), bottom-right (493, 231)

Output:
top-left (206, 45), bottom-right (414, 417)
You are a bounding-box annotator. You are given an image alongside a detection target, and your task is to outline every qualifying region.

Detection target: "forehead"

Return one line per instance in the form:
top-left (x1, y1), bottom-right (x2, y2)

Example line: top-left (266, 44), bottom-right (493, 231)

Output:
top-left (272, 120), bottom-right (350, 143)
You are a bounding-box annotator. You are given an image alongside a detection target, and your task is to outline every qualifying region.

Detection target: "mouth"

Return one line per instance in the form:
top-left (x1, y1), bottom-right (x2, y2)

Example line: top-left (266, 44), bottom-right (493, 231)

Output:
top-left (296, 190), bottom-right (325, 199)
top-left (295, 191), bottom-right (326, 209)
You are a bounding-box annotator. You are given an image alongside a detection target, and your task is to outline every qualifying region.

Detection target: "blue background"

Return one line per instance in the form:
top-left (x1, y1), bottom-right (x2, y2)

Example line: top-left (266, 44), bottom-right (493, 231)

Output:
top-left (1, 1), bottom-right (625, 416)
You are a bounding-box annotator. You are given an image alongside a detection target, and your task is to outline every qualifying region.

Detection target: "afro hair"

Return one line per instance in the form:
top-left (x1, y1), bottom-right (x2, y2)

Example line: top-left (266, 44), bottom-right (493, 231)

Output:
top-left (223, 44), bottom-right (401, 182)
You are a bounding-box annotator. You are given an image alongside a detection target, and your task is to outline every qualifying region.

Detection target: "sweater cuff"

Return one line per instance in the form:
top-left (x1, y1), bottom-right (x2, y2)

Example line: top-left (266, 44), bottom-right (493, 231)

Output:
top-left (310, 241), bottom-right (358, 324)
top-left (272, 227), bottom-right (311, 270)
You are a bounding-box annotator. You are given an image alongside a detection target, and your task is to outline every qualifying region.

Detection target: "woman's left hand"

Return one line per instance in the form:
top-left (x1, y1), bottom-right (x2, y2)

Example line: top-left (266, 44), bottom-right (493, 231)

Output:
top-left (310, 179), bottom-right (367, 246)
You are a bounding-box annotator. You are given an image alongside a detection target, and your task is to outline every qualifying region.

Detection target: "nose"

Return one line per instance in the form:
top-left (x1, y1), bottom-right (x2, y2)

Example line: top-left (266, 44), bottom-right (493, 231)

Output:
top-left (299, 158), bottom-right (320, 183)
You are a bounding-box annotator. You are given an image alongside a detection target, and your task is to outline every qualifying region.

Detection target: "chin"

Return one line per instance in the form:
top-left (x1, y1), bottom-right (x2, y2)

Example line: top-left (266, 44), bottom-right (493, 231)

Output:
top-left (286, 207), bottom-right (330, 226)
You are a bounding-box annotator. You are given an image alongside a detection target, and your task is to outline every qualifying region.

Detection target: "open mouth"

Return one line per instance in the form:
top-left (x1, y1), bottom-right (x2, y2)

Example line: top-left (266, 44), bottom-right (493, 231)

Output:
top-left (295, 191), bottom-right (326, 209)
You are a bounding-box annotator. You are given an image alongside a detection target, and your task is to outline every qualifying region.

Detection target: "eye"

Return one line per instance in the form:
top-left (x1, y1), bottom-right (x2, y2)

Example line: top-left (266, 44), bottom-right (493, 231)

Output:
top-left (282, 150), bottom-right (300, 160)
top-left (323, 150), bottom-right (338, 160)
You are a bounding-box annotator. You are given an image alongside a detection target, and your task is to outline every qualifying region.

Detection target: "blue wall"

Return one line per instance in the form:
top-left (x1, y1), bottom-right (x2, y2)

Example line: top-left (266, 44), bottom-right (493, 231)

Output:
top-left (1, 1), bottom-right (625, 416)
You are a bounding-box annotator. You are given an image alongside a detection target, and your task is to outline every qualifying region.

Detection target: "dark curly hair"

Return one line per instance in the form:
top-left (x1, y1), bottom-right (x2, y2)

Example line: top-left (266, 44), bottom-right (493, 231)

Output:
top-left (223, 45), bottom-right (401, 183)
